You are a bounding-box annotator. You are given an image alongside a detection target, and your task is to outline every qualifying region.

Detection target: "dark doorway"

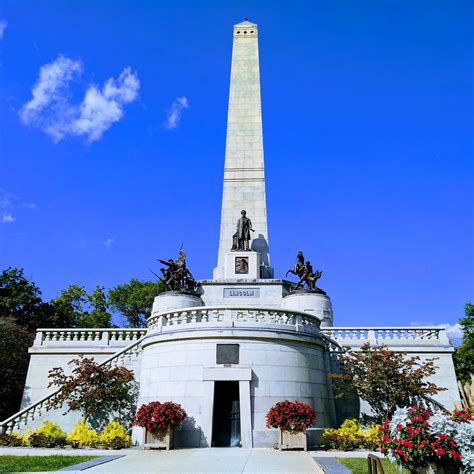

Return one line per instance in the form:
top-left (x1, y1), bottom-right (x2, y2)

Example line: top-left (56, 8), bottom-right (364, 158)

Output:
top-left (212, 381), bottom-right (241, 447)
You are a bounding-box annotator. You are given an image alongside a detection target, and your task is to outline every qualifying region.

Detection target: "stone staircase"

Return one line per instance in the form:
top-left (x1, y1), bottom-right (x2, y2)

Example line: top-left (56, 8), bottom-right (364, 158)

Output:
top-left (0, 334), bottom-right (145, 435)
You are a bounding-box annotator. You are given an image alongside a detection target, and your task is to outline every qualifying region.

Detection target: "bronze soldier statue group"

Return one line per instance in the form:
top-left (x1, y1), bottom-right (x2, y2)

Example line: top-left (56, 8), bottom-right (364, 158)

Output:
top-left (155, 249), bottom-right (197, 292)
top-left (154, 210), bottom-right (324, 293)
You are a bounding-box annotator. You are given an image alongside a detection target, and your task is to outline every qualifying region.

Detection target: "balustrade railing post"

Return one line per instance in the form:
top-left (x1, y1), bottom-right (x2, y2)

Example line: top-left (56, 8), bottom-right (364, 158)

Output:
top-left (34, 330), bottom-right (44, 346)
top-left (101, 331), bottom-right (109, 345)
top-left (367, 329), bottom-right (377, 344)
top-left (295, 315), bottom-right (303, 332)
top-left (437, 328), bottom-right (449, 343)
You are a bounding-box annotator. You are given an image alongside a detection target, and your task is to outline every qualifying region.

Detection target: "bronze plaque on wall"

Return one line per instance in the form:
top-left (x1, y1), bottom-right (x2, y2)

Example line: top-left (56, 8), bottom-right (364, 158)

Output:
top-left (216, 344), bottom-right (240, 364)
top-left (235, 256), bottom-right (249, 274)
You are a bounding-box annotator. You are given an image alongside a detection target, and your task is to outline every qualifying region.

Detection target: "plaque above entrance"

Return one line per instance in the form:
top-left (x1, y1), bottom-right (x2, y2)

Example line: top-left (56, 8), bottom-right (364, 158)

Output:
top-left (224, 288), bottom-right (260, 298)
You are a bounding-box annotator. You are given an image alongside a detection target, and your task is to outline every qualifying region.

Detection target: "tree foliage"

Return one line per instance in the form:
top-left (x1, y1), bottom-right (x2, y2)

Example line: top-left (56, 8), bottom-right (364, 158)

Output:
top-left (47, 357), bottom-right (135, 429)
top-left (0, 267), bottom-right (45, 329)
top-left (330, 343), bottom-right (445, 421)
top-left (453, 303), bottom-right (474, 384)
top-left (52, 285), bottom-right (112, 328)
top-left (0, 318), bottom-right (35, 421)
top-left (108, 279), bottom-right (164, 327)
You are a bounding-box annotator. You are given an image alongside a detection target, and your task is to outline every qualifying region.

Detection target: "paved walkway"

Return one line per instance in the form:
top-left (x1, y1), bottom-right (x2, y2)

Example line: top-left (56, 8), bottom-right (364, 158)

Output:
top-left (83, 448), bottom-right (324, 473)
top-left (0, 447), bottom-right (382, 472)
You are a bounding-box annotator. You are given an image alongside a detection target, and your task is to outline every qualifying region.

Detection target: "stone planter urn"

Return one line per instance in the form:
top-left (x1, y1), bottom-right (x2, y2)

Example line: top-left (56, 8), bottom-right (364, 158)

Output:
top-left (412, 464), bottom-right (460, 474)
top-left (144, 427), bottom-right (174, 450)
top-left (278, 430), bottom-right (307, 451)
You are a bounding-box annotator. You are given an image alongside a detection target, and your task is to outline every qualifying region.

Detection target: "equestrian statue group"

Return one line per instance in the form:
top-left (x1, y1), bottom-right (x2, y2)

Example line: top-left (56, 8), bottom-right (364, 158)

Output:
top-left (285, 250), bottom-right (325, 293)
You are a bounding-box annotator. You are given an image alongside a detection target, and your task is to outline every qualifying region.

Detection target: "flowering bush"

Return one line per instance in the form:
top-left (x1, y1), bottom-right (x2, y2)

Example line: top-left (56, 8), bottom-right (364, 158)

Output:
top-left (265, 400), bottom-right (316, 433)
top-left (66, 420), bottom-right (100, 448)
top-left (321, 419), bottom-right (381, 450)
top-left (451, 408), bottom-right (473, 423)
top-left (100, 421), bottom-right (131, 449)
top-left (132, 401), bottom-right (187, 434)
top-left (380, 405), bottom-right (474, 472)
top-left (28, 421), bottom-right (67, 448)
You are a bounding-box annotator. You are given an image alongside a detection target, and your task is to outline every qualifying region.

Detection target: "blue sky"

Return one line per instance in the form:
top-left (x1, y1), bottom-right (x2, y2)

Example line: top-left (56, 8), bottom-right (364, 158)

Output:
top-left (0, 1), bottom-right (472, 336)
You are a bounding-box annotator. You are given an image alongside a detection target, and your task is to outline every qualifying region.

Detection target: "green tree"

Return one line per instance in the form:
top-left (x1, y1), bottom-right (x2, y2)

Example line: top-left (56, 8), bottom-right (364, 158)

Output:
top-left (453, 303), bottom-right (474, 384)
top-left (50, 284), bottom-right (89, 328)
top-left (50, 285), bottom-right (113, 328)
top-left (77, 286), bottom-right (112, 328)
top-left (108, 279), bottom-right (164, 327)
top-left (330, 343), bottom-right (445, 421)
top-left (0, 318), bottom-right (35, 420)
top-left (0, 267), bottom-right (44, 328)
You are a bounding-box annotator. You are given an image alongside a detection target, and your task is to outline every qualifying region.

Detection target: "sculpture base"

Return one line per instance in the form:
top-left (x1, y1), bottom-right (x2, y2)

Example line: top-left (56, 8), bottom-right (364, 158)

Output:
top-left (282, 290), bottom-right (333, 327)
top-left (224, 251), bottom-right (260, 279)
top-left (151, 291), bottom-right (203, 314)
top-left (291, 287), bottom-right (327, 296)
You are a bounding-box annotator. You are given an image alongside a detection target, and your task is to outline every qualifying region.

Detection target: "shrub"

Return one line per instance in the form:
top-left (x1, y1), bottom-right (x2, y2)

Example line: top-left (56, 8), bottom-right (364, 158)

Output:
top-left (133, 401), bottom-right (187, 434)
top-left (451, 408), bottom-right (473, 423)
top-left (321, 419), bottom-right (364, 450)
top-left (66, 420), bottom-right (99, 448)
top-left (321, 419), bottom-right (381, 450)
top-left (265, 400), bottom-right (316, 433)
top-left (0, 433), bottom-right (26, 447)
top-left (100, 421), bottom-right (131, 449)
top-left (363, 424), bottom-right (382, 450)
top-left (28, 421), bottom-right (67, 448)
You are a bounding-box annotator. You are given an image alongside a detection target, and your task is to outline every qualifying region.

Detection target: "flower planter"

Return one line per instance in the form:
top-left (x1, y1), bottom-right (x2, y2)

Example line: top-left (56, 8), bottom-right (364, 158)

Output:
top-left (144, 427), bottom-right (174, 450)
top-left (278, 430), bottom-right (307, 451)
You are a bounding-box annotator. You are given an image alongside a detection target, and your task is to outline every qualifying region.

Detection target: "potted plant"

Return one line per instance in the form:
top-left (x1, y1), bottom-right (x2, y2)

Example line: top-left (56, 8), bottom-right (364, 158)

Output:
top-left (132, 401), bottom-right (187, 450)
top-left (266, 400), bottom-right (316, 450)
top-left (380, 405), bottom-right (473, 474)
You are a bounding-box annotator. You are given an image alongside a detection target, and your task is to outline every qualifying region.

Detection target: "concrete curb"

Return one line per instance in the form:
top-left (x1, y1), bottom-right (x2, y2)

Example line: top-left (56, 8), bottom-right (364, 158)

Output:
top-left (59, 455), bottom-right (125, 471)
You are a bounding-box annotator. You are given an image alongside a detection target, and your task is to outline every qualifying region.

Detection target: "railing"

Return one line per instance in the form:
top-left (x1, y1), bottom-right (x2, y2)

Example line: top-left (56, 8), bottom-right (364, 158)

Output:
top-left (0, 334), bottom-right (146, 435)
top-left (147, 306), bottom-right (321, 333)
top-left (33, 328), bottom-right (147, 347)
top-left (321, 327), bottom-right (449, 344)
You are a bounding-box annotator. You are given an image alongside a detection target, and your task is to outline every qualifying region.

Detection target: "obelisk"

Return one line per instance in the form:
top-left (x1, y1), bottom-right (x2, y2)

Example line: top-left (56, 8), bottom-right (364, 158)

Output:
top-left (213, 20), bottom-right (273, 279)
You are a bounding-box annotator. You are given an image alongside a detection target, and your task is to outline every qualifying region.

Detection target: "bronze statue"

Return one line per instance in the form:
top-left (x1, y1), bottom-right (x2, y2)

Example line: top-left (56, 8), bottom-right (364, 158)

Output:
top-left (231, 210), bottom-right (254, 251)
top-left (286, 251), bottom-right (324, 292)
top-left (155, 249), bottom-right (197, 292)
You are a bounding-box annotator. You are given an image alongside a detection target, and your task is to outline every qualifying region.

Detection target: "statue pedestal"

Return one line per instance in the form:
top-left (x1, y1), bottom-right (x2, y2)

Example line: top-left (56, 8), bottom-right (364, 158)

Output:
top-left (152, 291), bottom-right (203, 314)
top-left (224, 251), bottom-right (260, 279)
top-left (282, 290), bottom-right (333, 327)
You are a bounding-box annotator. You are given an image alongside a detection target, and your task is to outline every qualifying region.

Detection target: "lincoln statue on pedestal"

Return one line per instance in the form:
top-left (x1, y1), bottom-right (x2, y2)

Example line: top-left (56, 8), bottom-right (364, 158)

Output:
top-left (231, 210), bottom-right (255, 251)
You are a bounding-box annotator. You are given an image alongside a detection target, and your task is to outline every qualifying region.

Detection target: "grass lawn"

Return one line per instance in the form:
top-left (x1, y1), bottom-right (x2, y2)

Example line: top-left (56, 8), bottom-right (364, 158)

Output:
top-left (0, 455), bottom-right (98, 472)
top-left (337, 457), bottom-right (409, 474)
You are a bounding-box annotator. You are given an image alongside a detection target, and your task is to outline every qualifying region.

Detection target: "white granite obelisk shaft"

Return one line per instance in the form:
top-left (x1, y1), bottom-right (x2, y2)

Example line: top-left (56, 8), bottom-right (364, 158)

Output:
top-left (213, 20), bottom-right (273, 279)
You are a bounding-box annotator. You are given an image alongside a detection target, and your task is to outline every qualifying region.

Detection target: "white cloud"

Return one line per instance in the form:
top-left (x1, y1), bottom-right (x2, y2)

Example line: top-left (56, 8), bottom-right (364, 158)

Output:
top-left (0, 188), bottom-right (14, 208)
top-left (0, 188), bottom-right (37, 223)
top-left (103, 238), bottom-right (115, 248)
top-left (411, 321), bottom-right (464, 345)
top-left (19, 56), bottom-right (140, 143)
top-left (164, 96), bottom-right (189, 129)
top-left (0, 20), bottom-right (7, 40)
top-left (1, 212), bottom-right (15, 224)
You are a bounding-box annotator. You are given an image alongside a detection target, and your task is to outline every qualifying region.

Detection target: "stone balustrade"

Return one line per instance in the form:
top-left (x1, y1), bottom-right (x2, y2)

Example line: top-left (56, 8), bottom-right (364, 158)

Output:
top-left (147, 306), bottom-right (321, 334)
top-left (321, 327), bottom-right (449, 345)
top-left (33, 328), bottom-right (147, 347)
